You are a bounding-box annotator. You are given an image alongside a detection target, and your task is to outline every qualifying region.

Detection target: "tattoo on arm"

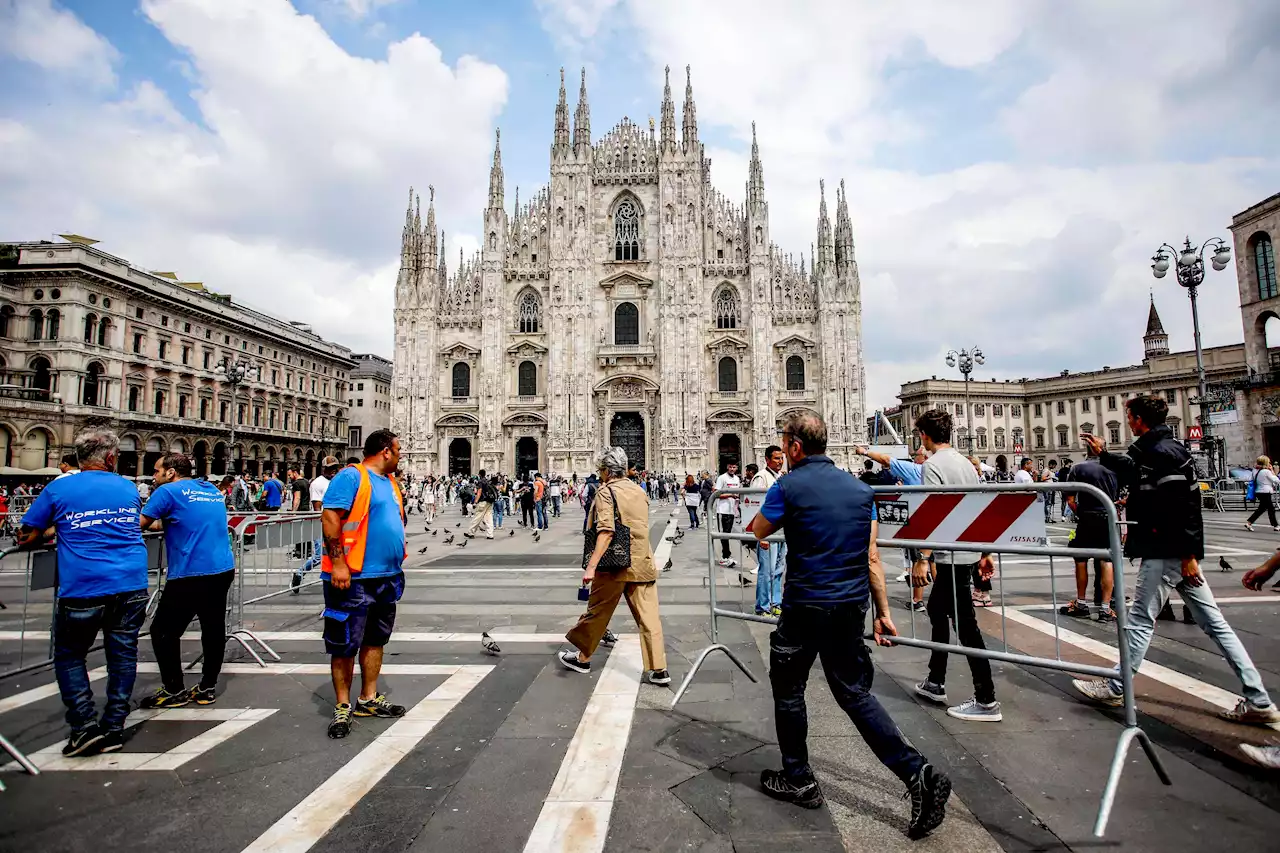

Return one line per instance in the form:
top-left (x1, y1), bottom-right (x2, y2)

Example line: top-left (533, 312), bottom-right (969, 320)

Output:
top-left (325, 537), bottom-right (344, 559)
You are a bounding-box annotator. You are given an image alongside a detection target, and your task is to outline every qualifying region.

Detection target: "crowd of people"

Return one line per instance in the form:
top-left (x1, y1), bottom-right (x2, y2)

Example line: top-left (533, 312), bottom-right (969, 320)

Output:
top-left (12, 392), bottom-right (1280, 840)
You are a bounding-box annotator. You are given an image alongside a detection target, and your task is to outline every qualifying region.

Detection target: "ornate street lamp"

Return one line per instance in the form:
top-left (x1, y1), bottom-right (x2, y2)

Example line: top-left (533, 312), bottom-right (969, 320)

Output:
top-left (1151, 236), bottom-right (1232, 476)
top-left (219, 357), bottom-right (258, 475)
top-left (945, 347), bottom-right (984, 454)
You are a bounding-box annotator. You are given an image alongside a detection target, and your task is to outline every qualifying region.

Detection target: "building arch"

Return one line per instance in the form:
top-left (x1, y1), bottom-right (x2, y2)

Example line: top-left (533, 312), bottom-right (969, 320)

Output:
top-left (45, 308), bottom-right (60, 340)
top-left (516, 287), bottom-right (542, 334)
top-left (714, 284), bottom-right (740, 330)
top-left (29, 356), bottom-right (52, 394)
top-left (83, 361), bottom-right (105, 406)
top-left (19, 425), bottom-right (55, 470)
top-left (610, 192), bottom-right (644, 261)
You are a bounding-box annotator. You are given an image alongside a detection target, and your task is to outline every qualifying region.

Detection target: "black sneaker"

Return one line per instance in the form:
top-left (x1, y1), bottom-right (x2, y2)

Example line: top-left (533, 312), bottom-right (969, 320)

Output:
top-left (291, 573), bottom-right (302, 595)
top-left (328, 703), bottom-right (353, 739)
top-left (760, 769), bottom-right (824, 809)
top-left (98, 729), bottom-right (127, 754)
top-left (62, 725), bottom-right (105, 757)
top-left (139, 686), bottom-right (191, 709)
top-left (558, 649), bottom-right (590, 674)
top-left (600, 629), bottom-right (618, 647)
top-left (190, 685), bottom-right (217, 705)
top-left (1096, 608), bottom-right (1116, 624)
top-left (354, 693), bottom-right (407, 718)
top-left (1058, 601), bottom-right (1091, 619)
top-left (906, 764), bottom-right (951, 839)
top-left (648, 669), bottom-right (671, 686)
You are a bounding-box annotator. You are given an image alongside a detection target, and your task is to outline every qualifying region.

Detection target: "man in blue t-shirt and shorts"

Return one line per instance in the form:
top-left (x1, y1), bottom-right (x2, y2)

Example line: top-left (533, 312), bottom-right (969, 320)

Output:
top-left (19, 427), bottom-right (149, 757)
top-left (139, 452), bottom-right (236, 708)
top-left (749, 412), bottom-right (951, 840)
top-left (321, 429), bottom-right (409, 738)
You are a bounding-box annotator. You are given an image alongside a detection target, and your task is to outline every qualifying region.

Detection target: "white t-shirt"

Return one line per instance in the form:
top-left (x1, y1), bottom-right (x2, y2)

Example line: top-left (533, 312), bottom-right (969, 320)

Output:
top-left (549, 483), bottom-right (561, 497)
top-left (714, 472), bottom-right (740, 515)
top-left (309, 475), bottom-right (330, 506)
top-left (1013, 470), bottom-right (1035, 486)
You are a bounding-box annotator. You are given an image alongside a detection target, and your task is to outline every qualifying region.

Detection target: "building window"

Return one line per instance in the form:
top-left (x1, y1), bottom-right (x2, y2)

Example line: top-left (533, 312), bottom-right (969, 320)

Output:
top-left (1107, 395), bottom-right (1116, 410)
top-left (452, 362), bottom-right (471, 397)
top-left (133, 333), bottom-right (144, 354)
top-left (29, 309), bottom-right (43, 341)
top-left (0, 305), bottom-right (13, 337)
top-left (356, 398), bottom-right (364, 407)
top-left (785, 356), bottom-right (805, 390)
top-left (182, 346), bottom-right (190, 365)
top-left (237, 404), bottom-right (245, 425)
top-left (1166, 389), bottom-right (1177, 404)
top-left (517, 290), bottom-right (541, 333)
top-left (1012, 427), bottom-right (1024, 447)
top-left (1034, 427), bottom-right (1045, 449)
top-left (1081, 398), bottom-right (1090, 413)
top-left (349, 427), bottom-right (362, 448)
top-left (253, 408), bottom-right (261, 426)
top-left (1033, 403), bottom-right (1042, 418)
top-left (220, 401), bottom-right (228, 423)
top-left (1056, 400), bottom-right (1066, 415)
top-left (1256, 233), bottom-right (1277, 301)
top-left (518, 360), bottom-right (537, 396)
top-left (84, 313), bottom-right (97, 343)
top-left (994, 428), bottom-right (1005, 449)
top-left (993, 404), bottom-right (1003, 417)
top-left (45, 311), bottom-right (61, 340)
top-left (158, 340), bottom-right (168, 360)
top-left (136, 307), bottom-right (144, 320)
top-left (717, 356), bottom-right (738, 392)
top-left (1081, 422), bottom-right (1094, 435)
top-left (184, 322), bottom-right (191, 333)
top-left (1108, 423), bottom-right (1121, 445)
top-left (199, 398), bottom-right (209, 420)
top-left (154, 390), bottom-right (165, 415)
top-left (161, 316), bottom-right (169, 327)
top-left (178, 395), bottom-right (188, 418)
top-left (1011, 405), bottom-right (1021, 418)
top-left (1057, 425), bottom-right (1069, 447)
top-left (714, 286), bottom-right (740, 329)
top-left (128, 386), bottom-right (141, 412)
top-left (974, 403), bottom-right (985, 417)
top-left (1167, 418), bottom-right (1180, 438)
top-left (83, 362), bottom-right (103, 406)
top-left (357, 382), bottom-right (364, 391)
top-left (976, 428), bottom-right (987, 449)
top-left (614, 302), bottom-right (639, 345)
top-left (613, 199), bottom-right (640, 261)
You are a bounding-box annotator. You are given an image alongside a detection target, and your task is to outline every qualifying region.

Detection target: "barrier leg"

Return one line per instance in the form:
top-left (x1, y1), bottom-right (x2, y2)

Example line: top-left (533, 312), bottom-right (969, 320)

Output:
top-left (227, 632), bottom-right (268, 668)
top-left (1092, 724), bottom-right (1170, 837)
top-left (0, 732), bottom-right (40, 777)
top-left (232, 628), bottom-right (281, 662)
top-left (670, 643), bottom-right (758, 709)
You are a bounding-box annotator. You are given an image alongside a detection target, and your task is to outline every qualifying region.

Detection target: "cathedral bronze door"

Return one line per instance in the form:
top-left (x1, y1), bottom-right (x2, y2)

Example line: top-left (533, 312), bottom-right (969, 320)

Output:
top-left (717, 433), bottom-right (741, 473)
top-left (609, 412), bottom-right (645, 472)
top-left (448, 438), bottom-right (472, 476)
top-left (516, 437), bottom-right (539, 479)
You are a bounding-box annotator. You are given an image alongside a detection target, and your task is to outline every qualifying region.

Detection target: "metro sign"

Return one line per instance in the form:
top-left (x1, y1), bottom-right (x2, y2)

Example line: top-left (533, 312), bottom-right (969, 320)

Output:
top-left (1185, 425), bottom-right (1203, 441)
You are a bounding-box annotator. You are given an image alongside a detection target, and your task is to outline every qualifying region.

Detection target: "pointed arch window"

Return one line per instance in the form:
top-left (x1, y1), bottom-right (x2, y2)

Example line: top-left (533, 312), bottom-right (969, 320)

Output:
top-left (614, 199), bottom-right (640, 261)
top-left (517, 290), bottom-right (541, 333)
top-left (518, 360), bottom-right (537, 396)
top-left (1255, 233), bottom-right (1277, 301)
top-left (717, 357), bottom-right (738, 392)
top-left (714, 286), bottom-right (740, 329)
top-left (451, 362), bottom-right (471, 398)
top-left (614, 302), bottom-right (639, 345)
top-left (785, 356), bottom-right (805, 390)
top-left (29, 357), bottom-right (51, 393)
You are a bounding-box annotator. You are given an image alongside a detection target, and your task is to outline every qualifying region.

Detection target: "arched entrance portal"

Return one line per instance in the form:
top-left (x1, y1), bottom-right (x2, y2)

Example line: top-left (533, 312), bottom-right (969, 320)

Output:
top-left (448, 438), bottom-right (473, 476)
top-left (516, 437), bottom-right (539, 480)
top-left (717, 433), bottom-right (741, 473)
top-left (610, 412), bottom-right (645, 472)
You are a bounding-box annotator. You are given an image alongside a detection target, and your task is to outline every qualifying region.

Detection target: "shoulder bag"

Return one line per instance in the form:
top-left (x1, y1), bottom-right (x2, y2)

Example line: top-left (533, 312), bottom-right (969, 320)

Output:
top-left (582, 483), bottom-right (632, 571)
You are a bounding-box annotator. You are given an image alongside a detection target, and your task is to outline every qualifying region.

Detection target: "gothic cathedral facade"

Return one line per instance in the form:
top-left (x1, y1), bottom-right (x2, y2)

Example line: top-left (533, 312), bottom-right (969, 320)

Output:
top-left (391, 67), bottom-right (866, 477)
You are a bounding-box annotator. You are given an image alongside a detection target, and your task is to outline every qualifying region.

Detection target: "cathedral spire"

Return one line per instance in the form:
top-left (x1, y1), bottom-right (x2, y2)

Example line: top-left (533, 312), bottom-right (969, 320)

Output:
top-left (573, 67), bottom-right (591, 154)
top-left (553, 67), bottom-right (570, 156)
top-left (682, 64), bottom-right (698, 152)
top-left (834, 178), bottom-right (854, 274)
top-left (816, 179), bottom-right (834, 272)
top-left (747, 122), bottom-right (765, 208)
top-left (425, 185), bottom-right (437, 255)
top-left (1144, 293), bottom-right (1169, 358)
top-left (488, 128), bottom-right (504, 210)
top-left (659, 65), bottom-right (677, 154)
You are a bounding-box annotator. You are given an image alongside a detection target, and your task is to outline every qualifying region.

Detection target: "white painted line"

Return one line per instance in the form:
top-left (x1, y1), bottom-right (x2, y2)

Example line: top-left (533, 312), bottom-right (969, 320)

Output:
top-left (0, 667), bottom-right (107, 716)
top-left (241, 665), bottom-right (492, 853)
top-left (1009, 595), bottom-right (1278, 611)
top-left (993, 607), bottom-right (1249, 713)
top-left (522, 636), bottom-right (642, 853)
top-left (0, 631), bottom-right (584, 643)
top-left (652, 515), bottom-right (678, 571)
top-left (2, 707), bottom-right (277, 773)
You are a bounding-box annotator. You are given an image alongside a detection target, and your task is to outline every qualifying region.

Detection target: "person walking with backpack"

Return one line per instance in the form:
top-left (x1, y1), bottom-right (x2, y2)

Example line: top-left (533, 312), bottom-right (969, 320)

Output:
top-left (1073, 396), bottom-right (1280, 727)
top-left (1245, 455), bottom-right (1280, 531)
top-left (465, 471), bottom-right (497, 540)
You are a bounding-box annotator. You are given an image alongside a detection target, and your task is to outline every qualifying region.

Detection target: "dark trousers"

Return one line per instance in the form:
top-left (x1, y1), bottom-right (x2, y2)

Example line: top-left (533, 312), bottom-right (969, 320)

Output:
top-left (927, 563), bottom-right (996, 704)
top-left (54, 589), bottom-right (149, 733)
top-left (770, 601), bottom-right (925, 784)
top-left (521, 503), bottom-right (535, 526)
top-left (1248, 493), bottom-right (1277, 527)
top-left (718, 513), bottom-right (735, 559)
top-left (150, 570), bottom-right (235, 692)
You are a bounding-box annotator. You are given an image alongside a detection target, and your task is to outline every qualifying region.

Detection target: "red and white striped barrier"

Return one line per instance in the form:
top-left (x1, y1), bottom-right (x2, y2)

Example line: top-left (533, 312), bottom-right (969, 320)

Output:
top-left (875, 491), bottom-right (1046, 545)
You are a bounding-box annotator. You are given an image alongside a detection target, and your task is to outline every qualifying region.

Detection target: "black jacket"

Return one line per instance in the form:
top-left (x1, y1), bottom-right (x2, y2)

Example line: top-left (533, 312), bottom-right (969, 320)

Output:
top-left (1099, 424), bottom-right (1203, 560)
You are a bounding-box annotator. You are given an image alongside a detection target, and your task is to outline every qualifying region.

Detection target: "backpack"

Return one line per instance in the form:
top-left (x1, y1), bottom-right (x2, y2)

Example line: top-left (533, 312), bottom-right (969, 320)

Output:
top-left (1247, 470), bottom-right (1258, 501)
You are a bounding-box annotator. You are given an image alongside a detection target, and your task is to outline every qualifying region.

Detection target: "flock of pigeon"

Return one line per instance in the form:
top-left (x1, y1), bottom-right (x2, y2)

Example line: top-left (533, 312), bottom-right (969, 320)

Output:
top-left (415, 520), bottom-right (539, 553)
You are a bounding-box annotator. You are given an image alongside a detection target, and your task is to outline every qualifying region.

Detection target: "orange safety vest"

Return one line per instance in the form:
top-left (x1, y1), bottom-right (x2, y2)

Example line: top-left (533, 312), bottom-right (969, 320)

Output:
top-left (321, 463), bottom-right (406, 575)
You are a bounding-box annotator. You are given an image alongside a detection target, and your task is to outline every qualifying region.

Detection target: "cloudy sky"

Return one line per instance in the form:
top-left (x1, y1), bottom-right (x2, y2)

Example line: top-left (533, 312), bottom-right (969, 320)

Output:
top-left (2, 0), bottom-right (1277, 409)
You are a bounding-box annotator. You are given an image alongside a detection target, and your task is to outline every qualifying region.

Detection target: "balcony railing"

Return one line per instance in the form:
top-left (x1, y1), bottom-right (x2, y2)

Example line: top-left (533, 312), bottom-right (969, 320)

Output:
top-left (710, 390), bottom-right (746, 405)
top-left (442, 396), bottom-right (478, 408)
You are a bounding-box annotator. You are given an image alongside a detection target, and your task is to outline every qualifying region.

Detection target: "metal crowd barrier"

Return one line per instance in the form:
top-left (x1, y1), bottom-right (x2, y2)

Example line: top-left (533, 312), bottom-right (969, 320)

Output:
top-left (671, 482), bottom-right (1170, 838)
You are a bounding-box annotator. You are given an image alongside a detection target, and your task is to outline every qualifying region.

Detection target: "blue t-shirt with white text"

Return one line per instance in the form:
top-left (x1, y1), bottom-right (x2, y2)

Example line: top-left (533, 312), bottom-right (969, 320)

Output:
top-left (262, 478), bottom-right (283, 508)
top-left (21, 470), bottom-right (149, 598)
top-left (322, 467), bottom-right (405, 579)
top-left (143, 479), bottom-right (235, 579)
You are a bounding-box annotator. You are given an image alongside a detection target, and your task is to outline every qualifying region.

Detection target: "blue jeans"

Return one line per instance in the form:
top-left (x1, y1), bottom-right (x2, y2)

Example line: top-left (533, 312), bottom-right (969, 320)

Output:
top-left (686, 505), bottom-right (699, 528)
top-left (535, 500), bottom-right (547, 529)
top-left (493, 499), bottom-right (504, 528)
top-left (54, 589), bottom-right (149, 733)
top-left (755, 541), bottom-right (786, 612)
top-left (298, 538), bottom-right (323, 577)
top-left (771, 601), bottom-right (924, 784)
top-left (1107, 557), bottom-right (1273, 707)
top-left (551, 495), bottom-right (562, 516)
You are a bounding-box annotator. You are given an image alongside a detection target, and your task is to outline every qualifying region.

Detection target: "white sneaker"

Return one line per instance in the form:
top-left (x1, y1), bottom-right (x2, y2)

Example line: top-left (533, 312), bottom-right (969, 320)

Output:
top-left (1240, 743), bottom-right (1280, 769)
top-left (895, 571), bottom-right (910, 583)
top-left (726, 559), bottom-right (738, 569)
top-left (1072, 678), bottom-right (1123, 707)
top-left (946, 698), bottom-right (1002, 722)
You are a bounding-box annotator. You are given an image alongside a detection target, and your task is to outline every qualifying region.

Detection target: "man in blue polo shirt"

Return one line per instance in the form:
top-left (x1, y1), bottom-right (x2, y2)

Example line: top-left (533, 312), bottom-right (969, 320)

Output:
top-left (139, 452), bottom-right (236, 709)
top-left (19, 427), bottom-right (149, 758)
top-left (262, 471), bottom-right (284, 511)
top-left (749, 412), bottom-right (951, 840)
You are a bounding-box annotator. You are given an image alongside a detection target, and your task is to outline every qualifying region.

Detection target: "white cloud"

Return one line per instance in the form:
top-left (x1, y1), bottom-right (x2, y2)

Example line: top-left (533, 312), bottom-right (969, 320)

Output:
top-left (0, 0), bottom-right (119, 86)
top-left (330, 0), bottom-right (402, 19)
top-left (0, 0), bottom-right (508, 358)
top-left (538, 0), bottom-right (1280, 411)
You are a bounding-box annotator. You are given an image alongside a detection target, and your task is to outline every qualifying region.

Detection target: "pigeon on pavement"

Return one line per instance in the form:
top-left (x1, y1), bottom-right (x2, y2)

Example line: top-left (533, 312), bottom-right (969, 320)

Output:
top-left (443, 534), bottom-right (454, 545)
top-left (1219, 556), bottom-right (1233, 572)
top-left (481, 631), bottom-right (501, 655)
top-left (456, 522), bottom-right (462, 528)
top-left (663, 559), bottom-right (672, 572)
top-left (457, 540), bottom-right (468, 548)
top-left (509, 529), bottom-right (516, 537)
top-left (433, 530), bottom-right (438, 536)
top-left (418, 546), bottom-right (429, 554)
